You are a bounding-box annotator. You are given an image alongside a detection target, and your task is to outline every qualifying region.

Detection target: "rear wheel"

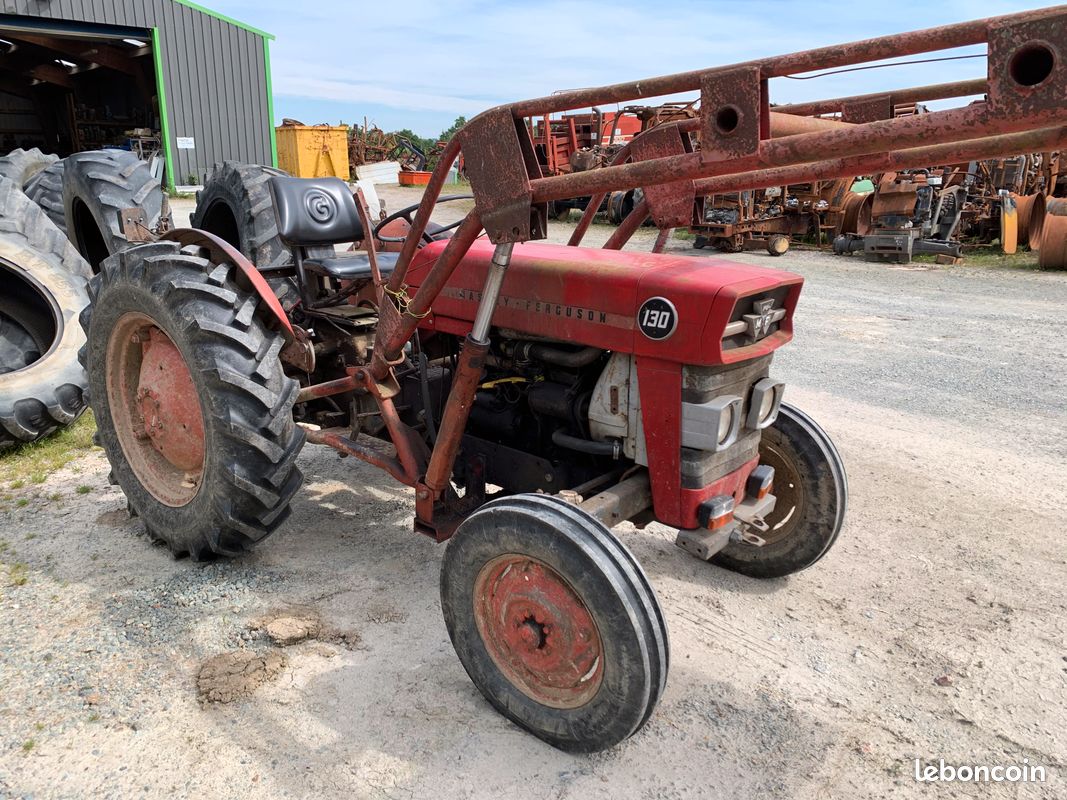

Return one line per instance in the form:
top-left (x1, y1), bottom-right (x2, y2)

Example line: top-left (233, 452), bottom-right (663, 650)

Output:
top-left (63, 150), bottom-right (164, 272)
top-left (191, 161), bottom-right (333, 269)
top-left (441, 494), bottom-right (668, 752)
top-left (80, 241), bottom-right (305, 558)
top-left (712, 404), bottom-right (847, 578)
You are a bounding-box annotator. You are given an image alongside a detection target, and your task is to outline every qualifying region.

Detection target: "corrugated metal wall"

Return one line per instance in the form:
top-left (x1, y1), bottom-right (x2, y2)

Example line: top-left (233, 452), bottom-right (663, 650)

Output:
top-left (3, 0), bottom-right (272, 184)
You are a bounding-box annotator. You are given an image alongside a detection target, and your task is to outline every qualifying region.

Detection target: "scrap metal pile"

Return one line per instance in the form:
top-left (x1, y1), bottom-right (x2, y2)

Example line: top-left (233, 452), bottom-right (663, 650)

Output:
top-left (348, 123), bottom-right (448, 175)
top-left (831, 149), bottom-right (1062, 264)
top-left (531, 77), bottom-right (1065, 265)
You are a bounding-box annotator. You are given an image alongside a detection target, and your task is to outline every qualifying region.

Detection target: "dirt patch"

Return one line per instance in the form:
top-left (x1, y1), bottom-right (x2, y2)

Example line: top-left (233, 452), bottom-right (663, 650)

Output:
top-left (260, 609), bottom-right (322, 646)
top-left (252, 607), bottom-right (362, 650)
top-left (197, 650), bottom-right (287, 704)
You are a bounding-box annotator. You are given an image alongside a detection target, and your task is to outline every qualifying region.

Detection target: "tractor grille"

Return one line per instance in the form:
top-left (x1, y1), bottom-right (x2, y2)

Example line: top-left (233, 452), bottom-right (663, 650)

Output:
top-left (721, 287), bottom-right (790, 350)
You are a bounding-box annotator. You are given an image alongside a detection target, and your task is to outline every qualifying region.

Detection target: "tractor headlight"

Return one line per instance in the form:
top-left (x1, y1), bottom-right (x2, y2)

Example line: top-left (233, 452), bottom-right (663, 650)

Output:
top-left (747, 378), bottom-right (785, 429)
top-left (681, 395), bottom-right (743, 452)
top-left (717, 404), bottom-right (735, 445)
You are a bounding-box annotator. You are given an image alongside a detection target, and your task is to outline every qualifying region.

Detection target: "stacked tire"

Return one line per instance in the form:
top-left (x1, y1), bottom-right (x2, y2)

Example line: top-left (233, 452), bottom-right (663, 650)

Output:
top-left (0, 147), bottom-right (164, 449)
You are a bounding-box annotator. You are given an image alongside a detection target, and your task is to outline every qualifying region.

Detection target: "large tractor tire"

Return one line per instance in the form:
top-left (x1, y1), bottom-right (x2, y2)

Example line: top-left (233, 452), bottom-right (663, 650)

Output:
top-left (442, 494), bottom-right (668, 753)
top-left (24, 160), bottom-right (67, 235)
top-left (0, 148), bottom-right (58, 188)
top-left (80, 241), bottom-right (305, 559)
top-left (191, 162), bottom-right (296, 269)
top-left (0, 177), bottom-right (90, 448)
top-left (63, 149), bottom-right (164, 272)
top-left (712, 403), bottom-right (847, 579)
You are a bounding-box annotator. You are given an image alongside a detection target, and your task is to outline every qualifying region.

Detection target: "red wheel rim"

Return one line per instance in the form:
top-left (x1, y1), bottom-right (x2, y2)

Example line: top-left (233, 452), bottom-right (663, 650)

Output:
top-left (473, 554), bottom-right (603, 709)
top-left (105, 312), bottom-right (206, 507)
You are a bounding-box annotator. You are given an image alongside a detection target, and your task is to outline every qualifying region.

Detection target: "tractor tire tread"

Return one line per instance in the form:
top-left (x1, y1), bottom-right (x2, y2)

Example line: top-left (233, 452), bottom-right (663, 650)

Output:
top-left (81, 241), bottom-right (304, 559)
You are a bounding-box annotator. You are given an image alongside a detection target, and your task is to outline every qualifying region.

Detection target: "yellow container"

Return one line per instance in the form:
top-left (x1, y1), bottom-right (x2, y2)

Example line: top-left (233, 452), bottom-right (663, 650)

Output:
top-left (275, 125), bottom-right (350, 179)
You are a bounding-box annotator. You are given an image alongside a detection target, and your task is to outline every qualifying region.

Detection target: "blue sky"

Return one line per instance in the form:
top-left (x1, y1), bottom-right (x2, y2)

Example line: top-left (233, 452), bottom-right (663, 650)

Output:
top-left (209, 0), bottom-right (1051, 138)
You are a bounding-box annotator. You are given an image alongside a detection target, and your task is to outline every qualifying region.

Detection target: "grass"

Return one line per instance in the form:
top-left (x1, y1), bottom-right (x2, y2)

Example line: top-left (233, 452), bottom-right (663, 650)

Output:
top-left (398, 178), bottom-right (472, 195)
top-left (21, 739), bottom-right (34, 752)
top-left (911, 250), bottom-right (1041, 270)
top-left (75, 485), bottom-right (92, 495)
top-left (8, 563), bottom-right (29, 586)
top-left (960, 250), bottom-right (1040, 269)
top-left (0, 414), bottom-right (97, 488)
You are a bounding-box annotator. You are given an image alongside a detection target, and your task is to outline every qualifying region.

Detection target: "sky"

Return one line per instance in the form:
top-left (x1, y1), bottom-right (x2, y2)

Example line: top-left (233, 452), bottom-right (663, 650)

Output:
top-left (208, 0), bottom-right (1053, 139)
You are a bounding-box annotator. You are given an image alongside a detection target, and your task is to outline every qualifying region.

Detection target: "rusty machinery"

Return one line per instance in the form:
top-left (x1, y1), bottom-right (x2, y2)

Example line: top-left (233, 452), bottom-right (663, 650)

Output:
top-left (348, 124), bottom-right (445, 174)
top-left (79, 8), bottom-right (1067, 753)
top-left (831, 153), bottom-right (1061, 263)
top-left (527, 103), bottom-right (696, 222)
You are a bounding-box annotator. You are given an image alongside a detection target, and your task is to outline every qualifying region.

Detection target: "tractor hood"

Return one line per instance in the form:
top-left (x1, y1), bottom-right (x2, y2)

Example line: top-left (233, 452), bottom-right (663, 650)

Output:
top-left (406, 240), bottom-right (803, 366)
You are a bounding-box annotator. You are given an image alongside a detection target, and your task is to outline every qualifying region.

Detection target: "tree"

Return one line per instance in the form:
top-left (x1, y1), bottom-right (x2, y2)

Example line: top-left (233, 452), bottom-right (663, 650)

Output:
top-left (438, 116), bottom-right (467, 143)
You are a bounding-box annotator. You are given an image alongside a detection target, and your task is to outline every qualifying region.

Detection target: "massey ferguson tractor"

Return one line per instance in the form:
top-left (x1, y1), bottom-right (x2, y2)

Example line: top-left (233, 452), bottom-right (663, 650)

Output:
top-left (78, 9), bottom-right (1066, 752)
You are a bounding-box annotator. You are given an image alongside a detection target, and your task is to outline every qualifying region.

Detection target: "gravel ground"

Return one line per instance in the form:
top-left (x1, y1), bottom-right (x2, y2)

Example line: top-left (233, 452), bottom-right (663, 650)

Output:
top-left (0, 189), bottom-right (1064, 799)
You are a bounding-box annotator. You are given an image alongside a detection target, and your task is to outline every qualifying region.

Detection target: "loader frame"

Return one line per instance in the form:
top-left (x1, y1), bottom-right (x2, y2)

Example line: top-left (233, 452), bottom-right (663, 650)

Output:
top-left (250, 7), bottom-right (1067, 538)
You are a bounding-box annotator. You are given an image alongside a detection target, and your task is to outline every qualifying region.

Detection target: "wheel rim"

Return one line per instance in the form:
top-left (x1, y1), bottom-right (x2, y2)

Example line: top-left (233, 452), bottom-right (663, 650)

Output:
top-left (757, 436), bottom-right (806, 546)
top-left (473, 554), bottom-right (604, 709)
top-left (105, 312), bottom-right (206, 507)
top-left (0, 260), bottom-right (60, 375)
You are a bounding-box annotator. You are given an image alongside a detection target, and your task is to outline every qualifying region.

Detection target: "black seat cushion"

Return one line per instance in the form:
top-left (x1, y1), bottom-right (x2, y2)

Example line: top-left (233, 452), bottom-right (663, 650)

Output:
top-left (268, 175), bottom-right (365, 247)
top-left (304, 251), bottom-right (400, 281)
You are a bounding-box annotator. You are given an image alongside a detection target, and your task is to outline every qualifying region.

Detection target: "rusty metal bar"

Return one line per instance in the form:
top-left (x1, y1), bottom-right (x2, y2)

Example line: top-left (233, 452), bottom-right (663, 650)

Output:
top-left (652, 227), bottom-right (672, 254)
top-left (579, 471), bottom-right (653, 528)
top-left (423, 336), bottom-right (489, 495)
top-left (377, 210), bottom-right (483, 369)
top-left (303, 427), bottom-right (411, 485)
top-left (691, 125), bottom-right (1067, 198)
top-left (567, 138), bottom-right (639, 247)
top-left (567, 113), bottom-right (839, 248)
top-left (603, 199), bottom-right (650, 250)
top-left (510, 7), bottom-right (1060, 116)
top-left (773, 77), bottom-right (988, 117)
top-left (768, 112), bottom-right (851, 136)
top-left (528, 103), bottom-right (1067, 204)
top-left (385, 136), bottom-right (462, 294)
top-left (296, 374), bottom-right (359, 404)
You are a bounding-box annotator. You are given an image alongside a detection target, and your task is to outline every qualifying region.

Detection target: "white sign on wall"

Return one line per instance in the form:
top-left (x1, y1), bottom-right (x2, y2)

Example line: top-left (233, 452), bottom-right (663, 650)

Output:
top-left (176, 137), bottom-right (195, 149)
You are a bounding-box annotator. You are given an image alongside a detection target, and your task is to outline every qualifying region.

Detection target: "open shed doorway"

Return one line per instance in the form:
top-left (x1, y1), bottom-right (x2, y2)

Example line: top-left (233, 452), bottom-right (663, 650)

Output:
top-left (0, 15), bottom-right (162, 162)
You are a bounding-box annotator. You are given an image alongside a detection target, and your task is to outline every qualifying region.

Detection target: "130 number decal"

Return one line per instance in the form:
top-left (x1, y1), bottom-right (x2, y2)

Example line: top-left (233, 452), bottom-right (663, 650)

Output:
top-left (637, 297), bottom-right (678, 340)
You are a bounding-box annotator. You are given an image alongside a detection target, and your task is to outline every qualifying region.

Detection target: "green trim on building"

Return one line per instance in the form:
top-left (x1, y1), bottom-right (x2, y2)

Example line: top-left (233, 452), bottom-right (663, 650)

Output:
top-left (172, 0), bottom-right (274, 40)
top-left (151, 26), bottom-right (176, 192)
top-left (264, 37), bottom-right (278, 167)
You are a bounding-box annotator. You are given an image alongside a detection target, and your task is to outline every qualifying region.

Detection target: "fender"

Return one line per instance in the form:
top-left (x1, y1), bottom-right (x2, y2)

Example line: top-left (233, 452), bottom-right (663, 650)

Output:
top-left (159, 228), bottom-right (293, 337)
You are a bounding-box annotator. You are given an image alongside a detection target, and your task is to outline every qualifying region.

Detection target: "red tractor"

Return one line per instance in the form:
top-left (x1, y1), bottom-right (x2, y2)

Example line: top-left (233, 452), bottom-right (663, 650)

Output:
top-left (79, 9), bottom-right (1066, 752)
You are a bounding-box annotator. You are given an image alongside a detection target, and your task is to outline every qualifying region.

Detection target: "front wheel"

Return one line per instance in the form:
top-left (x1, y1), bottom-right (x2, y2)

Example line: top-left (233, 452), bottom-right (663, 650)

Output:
top-left (441, 494), bottom-right (668, 753)
top-left (712, 403), bottom-right (847, 579)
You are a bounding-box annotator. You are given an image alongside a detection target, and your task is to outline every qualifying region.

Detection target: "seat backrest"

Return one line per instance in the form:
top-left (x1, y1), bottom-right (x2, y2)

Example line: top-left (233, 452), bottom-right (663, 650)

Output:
top-left (268, 176), bottom-right (364, 247)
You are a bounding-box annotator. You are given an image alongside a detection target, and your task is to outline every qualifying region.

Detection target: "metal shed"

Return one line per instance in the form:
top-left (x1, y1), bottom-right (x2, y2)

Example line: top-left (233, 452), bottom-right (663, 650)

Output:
top-left (0, 0), bottom-right (275, 190)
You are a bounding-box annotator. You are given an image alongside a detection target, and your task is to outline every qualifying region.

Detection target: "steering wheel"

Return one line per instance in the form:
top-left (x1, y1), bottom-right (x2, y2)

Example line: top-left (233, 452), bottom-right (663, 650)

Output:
top-left (373, 194), bottom-right (474, 244)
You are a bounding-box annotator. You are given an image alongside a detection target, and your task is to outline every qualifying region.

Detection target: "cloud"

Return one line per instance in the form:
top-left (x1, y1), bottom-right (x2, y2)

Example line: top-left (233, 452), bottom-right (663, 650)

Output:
top-left (273, 74), bottom-right (488, 115)
top-left (213, 0), bottom-right (1051, 134)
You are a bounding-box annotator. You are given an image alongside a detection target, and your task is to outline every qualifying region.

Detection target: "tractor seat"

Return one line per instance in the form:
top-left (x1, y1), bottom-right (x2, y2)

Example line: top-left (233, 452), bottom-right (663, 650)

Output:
top-left (269, 175), bottom-right (365, 247)
top-left (304, 251), bottom-right (400, 280)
